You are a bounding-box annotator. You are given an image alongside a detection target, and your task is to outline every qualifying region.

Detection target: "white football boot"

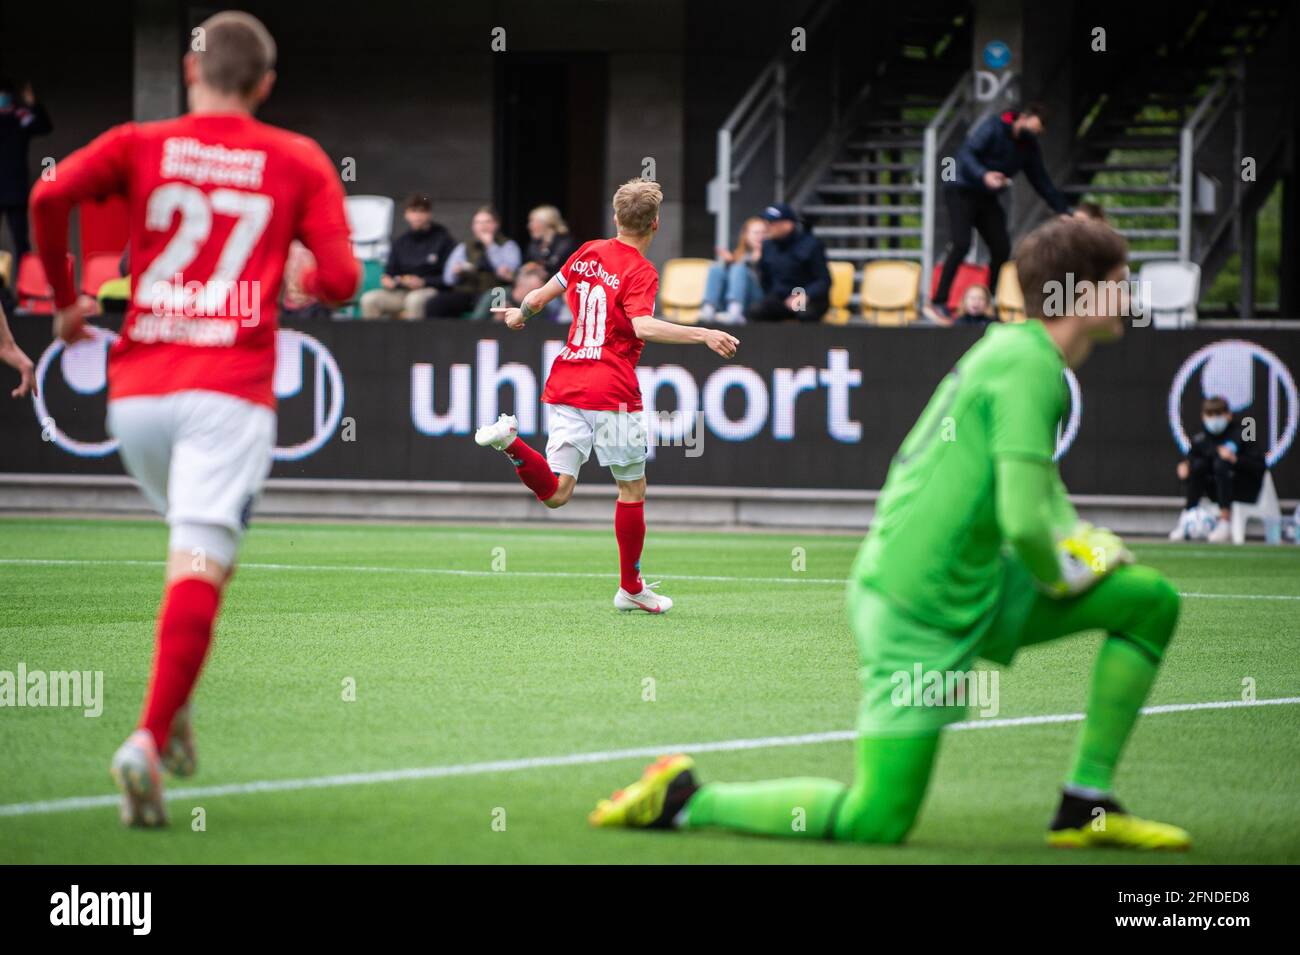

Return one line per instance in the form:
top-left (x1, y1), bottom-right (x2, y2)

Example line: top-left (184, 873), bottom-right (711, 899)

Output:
top-left (474, 413), bottom-right (519, 451)
top-left (110, 729), bottom-right (169, 828)
top-left (1207, 518), bottom-right (1232, 543)
top-left (614, 581), bottom-right (674, 614)
top-left (1168, 508), bottom-right (1197, 541)
top-left (162, 703), bottom-right (197, 777)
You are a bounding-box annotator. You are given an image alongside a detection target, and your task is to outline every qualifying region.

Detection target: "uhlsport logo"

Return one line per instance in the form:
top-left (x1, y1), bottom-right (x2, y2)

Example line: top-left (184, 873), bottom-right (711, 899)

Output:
top-left (1055, 368), bottom-right (1082, 462)
top-left (31, 328), bottom-right (344, 462)
top-left (1168, 340), bottom-right (1297, 466)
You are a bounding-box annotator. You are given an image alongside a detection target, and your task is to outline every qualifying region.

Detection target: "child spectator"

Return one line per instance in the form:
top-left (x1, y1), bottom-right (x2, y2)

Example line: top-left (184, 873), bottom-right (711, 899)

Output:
top-left (471, 262), bottom-right (562, 322)
top-left (1169, 395), bottom-right (1268, 542)
top-left (954, 284), bottom-right (996, 325)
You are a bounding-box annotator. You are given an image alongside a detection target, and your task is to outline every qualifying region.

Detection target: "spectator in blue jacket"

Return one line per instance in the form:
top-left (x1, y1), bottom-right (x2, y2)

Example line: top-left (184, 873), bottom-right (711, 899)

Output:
top-left (0, 79), bottom-right (53, 259)
top-left (927, 102), bottom-right (1068, 322)
top-left (747, 203), bottom-right (831, 323)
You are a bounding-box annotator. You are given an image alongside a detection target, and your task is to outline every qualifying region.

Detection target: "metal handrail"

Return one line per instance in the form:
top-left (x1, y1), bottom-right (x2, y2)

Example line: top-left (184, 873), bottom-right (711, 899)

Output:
top-left (1179, 66), bottom-right (1237, 261)
top-left (709, 0), bottom-right (837, 250)
top-left (920, 72), bottom-right (971, 299)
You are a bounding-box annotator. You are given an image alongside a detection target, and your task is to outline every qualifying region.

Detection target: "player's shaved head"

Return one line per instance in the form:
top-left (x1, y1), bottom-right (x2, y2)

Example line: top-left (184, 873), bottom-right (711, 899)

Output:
top-left (1015, 216), bottom-right (1128, 320)
top-left (613, 179), bottom-right (662, 237)
top-left (193, 11), bottom-right (277, 97)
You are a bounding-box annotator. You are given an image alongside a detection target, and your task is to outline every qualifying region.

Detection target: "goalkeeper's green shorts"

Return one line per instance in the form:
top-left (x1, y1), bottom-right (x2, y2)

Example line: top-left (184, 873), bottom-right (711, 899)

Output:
top-left (848, 555), bottom-right (1039, 737)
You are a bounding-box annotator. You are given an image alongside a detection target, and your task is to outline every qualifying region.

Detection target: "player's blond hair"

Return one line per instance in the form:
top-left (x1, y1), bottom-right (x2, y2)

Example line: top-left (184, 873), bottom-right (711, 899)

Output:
top-left (612, 179), bottom-right (662, 237)
top-left (194, 11), bottom-right (277, 97)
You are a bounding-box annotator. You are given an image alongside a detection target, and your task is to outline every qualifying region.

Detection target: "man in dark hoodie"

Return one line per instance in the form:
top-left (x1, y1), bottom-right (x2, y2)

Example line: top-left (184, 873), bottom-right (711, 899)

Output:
top-left (927, 102), bottom-right (1068, 322)
top-left (747, 202), bottom-right (831, 323)
top-left (360, 193), bottom-right (455, 320)
top-left (0, 78), bottom-right (53, 259)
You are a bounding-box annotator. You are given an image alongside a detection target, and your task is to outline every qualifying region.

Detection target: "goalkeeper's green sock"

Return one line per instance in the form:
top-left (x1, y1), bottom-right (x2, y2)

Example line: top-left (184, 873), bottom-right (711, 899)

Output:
top-left (1068, 636), bottom-right (1160, 793)
top-left (682, 776), bottom-right (847, 839)
top-left (681, 733), bottom-right (939, 843)
top-left (1015, 564), bottom-right (1179, 796)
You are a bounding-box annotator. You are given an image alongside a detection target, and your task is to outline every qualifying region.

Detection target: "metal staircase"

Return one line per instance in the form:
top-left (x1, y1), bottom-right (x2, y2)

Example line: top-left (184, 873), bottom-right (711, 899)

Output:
top-left (1037, 1), bottom-right (1291, 290)
top-left (709, 0), bottom-right (1293, 316)
top-left (709, 0), bottom-right (970, 293)
top-left (1058, 4), bottom-right (1283, 265)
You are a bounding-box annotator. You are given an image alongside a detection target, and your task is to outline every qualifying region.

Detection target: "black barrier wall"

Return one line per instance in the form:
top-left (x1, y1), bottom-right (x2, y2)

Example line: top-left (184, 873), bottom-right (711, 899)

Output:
top-left (2, 314), bottom-right (1297, 497)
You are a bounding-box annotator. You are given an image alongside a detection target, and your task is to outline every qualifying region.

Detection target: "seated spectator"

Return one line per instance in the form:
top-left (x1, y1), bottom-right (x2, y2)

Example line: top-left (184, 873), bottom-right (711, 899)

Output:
top-left (1169, 395), bottom-right (1267, 543)
top-left (699, 216), bottom-right (766, 325)
top-left (281, 241), bottom-right (333, 320)
top-left (471, 262), bottom-right (562, 321)
top-left (747, 203), bottom-right (830, 323)
top-left (525, 205), bottom-right (577, 275)
top-left (426, 207), bottom-right (521, 318)
top-left (953, 284), bottom-right (995, 325)
top-left (359, 194), bottom-right (455, 320)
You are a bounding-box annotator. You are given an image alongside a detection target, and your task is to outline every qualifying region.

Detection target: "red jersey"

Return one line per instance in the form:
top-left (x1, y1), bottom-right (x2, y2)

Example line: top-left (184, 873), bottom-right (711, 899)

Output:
top-left (30, 112), bottom-right (358, 408)
top-left (541, 237), bottom-right (658, 412)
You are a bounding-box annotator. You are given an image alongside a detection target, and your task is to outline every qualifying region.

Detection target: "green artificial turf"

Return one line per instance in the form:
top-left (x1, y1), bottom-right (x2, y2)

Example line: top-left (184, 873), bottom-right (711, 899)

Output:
top-left (0, 517), bottom-right (1297, 863)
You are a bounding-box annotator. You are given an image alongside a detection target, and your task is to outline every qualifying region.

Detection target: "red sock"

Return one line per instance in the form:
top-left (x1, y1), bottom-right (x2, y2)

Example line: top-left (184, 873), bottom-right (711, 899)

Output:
top-left (505, 437), bottom-right (558, 501)
top-left (140, 578), bottom-right (221, 750)
top-left (615, 500), bottom-right (646, 593)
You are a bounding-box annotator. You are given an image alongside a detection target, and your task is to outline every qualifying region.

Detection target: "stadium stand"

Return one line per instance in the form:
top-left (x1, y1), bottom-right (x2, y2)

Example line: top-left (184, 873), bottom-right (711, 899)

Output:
top-left (824, 260), bottom-right (855, 324)
top-left (994, 260), bottom-right (1024, 322)
top-left (1231, 472), bottom-right (1284, 544)
top-left (658, 257), bottom-right (712, 324)
top-left (344, 195), bottom-right (395, 262)
top-left (79, 252), bottom-right (122, 298)
top-left (859, 260), bottom-right (920, 325)
top-left (1139, 261), bottom-right (1201, 329)
top-left (15, 251), bottom-right (72, 314)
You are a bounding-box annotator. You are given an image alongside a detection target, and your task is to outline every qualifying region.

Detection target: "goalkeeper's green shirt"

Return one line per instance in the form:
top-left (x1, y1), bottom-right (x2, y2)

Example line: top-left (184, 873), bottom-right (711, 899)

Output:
top-left (852, 320), bottom-right (1070, 632)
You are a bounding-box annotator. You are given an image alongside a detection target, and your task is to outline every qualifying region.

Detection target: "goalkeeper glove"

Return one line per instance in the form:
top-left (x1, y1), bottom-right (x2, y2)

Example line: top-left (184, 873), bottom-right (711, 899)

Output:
top-left (1042, 522), bottom-right (1133, 598)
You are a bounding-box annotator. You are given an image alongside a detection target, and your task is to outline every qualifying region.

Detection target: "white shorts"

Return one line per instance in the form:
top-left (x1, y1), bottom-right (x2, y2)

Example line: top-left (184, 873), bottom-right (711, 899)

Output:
top-left (545, 404), bottom-right (648, 482)
top-left (107, 390), bottom-right (276, 536)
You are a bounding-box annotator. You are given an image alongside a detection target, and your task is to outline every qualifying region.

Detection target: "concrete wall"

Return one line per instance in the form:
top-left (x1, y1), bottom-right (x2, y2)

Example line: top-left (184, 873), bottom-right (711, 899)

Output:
top-left (0, 0), bottom-right (801, 266)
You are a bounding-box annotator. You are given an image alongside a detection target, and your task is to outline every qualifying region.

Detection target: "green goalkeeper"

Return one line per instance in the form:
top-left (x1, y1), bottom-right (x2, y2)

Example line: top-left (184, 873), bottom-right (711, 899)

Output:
top-left (589, 216), bottom-right (1189, 850)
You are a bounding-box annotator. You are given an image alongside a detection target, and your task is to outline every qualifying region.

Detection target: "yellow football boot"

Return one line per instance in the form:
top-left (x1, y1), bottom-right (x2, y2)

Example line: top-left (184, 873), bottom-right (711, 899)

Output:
top-left (1047, 793), bottom-right (1190, 850)
top-left (589, 754), bottom-right (698, 829)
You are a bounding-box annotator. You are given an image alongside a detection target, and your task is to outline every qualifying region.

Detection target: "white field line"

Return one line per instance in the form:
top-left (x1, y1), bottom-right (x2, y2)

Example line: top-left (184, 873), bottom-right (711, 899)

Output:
top-left (0, 696), bottom-right (1296, 820)
top-left (1, 557), bottom-right (1299, 598)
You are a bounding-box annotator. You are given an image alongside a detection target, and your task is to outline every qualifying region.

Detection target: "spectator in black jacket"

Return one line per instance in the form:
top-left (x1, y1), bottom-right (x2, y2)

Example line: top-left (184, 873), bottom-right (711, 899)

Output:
top-left (927, 102), bottom-right (1068, 323)
top-left (1169, 395), bottom-right (1268, 543)
top-left (0, 79), bottom-right (53, 258)
top-left (525, 205), bottom-right (577, 276)
top-left (747, 202), bottom-right (831, 323)
top-left (360, 193), bottom-right (455, 320)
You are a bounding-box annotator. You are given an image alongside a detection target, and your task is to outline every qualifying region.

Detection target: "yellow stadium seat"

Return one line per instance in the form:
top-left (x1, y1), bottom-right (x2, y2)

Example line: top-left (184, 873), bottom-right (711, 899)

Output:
top-left (995, 260), bottom-right (1025, 322)
top-left (824, 261), bottom-right (855, 324)
top-left (860, 260), bottom-right (920, 326)
top-left (658, 257), bottom-right (714, 324)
